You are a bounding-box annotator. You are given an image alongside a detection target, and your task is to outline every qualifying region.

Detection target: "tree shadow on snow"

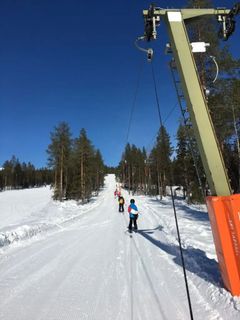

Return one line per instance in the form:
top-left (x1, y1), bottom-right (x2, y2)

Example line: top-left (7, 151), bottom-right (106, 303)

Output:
top-left (148, 198), bottom-right (170, 206)
top-left (148, 198), bottom-right (209, 224)
top-left (173, 202), bottom-right (209, 223)
top-left (137, 227), bottom-right (223, 288)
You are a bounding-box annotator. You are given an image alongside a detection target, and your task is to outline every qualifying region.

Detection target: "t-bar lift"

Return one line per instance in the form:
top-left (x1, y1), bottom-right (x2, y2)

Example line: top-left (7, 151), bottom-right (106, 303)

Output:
top-left (138, 3), bottom-right (240, 296)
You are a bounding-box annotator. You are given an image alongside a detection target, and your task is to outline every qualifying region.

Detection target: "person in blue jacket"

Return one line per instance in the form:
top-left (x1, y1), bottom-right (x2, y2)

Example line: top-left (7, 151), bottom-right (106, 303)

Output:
top-left (128, 199), bottom-right (139, 231)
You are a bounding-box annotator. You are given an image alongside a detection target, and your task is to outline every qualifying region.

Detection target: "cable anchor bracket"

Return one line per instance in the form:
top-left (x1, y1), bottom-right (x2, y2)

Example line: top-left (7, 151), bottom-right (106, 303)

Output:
top-left (217, 2), bottom-right (240, 40)
top-left (135, 37), bottom-right (154, 62)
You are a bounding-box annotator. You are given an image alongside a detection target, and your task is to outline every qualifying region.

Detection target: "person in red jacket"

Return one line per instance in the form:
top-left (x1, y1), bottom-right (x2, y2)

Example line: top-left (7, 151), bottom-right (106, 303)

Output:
top-left (118, 196), bottom-right (125, 212)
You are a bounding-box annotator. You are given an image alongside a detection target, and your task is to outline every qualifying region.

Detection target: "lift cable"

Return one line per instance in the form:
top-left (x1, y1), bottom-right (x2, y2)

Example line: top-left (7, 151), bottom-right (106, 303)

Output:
top-left (163, 101), bottom-right (178, 125)
top-left (126, 60), bottom-right (144, 144)
top-left (124, 49), bottom-right (195, 320)
top-left (145, 102), bottom-right (178, 155)
top-left (170, 186), bottom-right (194, 320)
top-left (151, 60), bottom-right (194, 320)
top-left (169, 60), bottom-right (206, 200)
top-left (151, 61), bottom-right (163, 127)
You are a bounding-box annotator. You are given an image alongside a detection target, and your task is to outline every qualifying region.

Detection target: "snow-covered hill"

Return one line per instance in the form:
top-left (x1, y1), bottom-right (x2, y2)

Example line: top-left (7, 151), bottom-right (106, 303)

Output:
top-left (0, 175), bottom-right (239, 319)
top-left (0, 186), bottom-right (103, 248)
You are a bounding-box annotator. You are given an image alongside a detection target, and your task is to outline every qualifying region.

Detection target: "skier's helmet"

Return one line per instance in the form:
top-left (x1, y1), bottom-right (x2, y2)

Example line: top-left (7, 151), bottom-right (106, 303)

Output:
top-left (130, 199), bottom-right (135, 204)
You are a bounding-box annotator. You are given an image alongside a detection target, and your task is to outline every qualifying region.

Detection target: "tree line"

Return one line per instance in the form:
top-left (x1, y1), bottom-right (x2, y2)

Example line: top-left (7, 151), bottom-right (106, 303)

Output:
top-left (47, 122), bottom-right (106, 202)
top-left (116, 0), bottom-right (240, 203)
top-left (0, 123), bottom-right (106, 203)
top-left (0, 155), bottom-right (52, 190)
top-left (116, 116), bottom-right (239, 203)
top-left (116, 124), bottom-right (204, 202)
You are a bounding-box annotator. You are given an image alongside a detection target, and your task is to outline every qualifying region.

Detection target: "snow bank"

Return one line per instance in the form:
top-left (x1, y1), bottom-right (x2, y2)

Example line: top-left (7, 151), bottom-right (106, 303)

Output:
top-left (0, 224), bottom-right (48, 247)
top-left (0, 185), bottom-right (106, 249)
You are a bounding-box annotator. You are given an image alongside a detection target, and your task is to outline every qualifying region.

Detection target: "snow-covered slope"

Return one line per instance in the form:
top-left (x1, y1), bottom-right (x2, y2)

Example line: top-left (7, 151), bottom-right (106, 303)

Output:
top-left (0, 186), bottom-right (103, 247)
top-left (0, 175), bottom-right (239, 320)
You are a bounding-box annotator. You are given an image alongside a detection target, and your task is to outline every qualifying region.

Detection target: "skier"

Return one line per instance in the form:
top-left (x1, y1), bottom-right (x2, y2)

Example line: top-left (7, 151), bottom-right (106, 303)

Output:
top-left (118, 196), bottom-right (125, 212)
top-left (128, 199), bottom-right (139, 232)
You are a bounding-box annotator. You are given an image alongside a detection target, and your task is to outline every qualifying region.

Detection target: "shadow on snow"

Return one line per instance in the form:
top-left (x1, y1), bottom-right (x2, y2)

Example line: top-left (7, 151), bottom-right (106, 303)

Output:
top-left (147, 198), bottom-right (209, 224)
top-left (137, 226), bottom-right (222, 288)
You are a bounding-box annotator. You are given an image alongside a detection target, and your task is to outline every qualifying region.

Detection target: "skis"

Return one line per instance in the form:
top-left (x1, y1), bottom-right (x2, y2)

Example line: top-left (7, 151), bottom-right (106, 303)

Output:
top-left (125, 229), bottom-right (138, 238)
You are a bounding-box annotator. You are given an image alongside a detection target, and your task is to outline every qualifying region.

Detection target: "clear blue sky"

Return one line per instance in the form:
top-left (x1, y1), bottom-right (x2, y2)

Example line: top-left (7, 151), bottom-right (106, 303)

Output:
top-left (0, 0), bottom-right (239, 168)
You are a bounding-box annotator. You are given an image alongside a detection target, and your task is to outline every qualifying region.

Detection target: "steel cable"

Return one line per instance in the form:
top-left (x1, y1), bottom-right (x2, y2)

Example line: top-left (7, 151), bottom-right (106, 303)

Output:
top-left (151, 61), bottom-right (195, 320)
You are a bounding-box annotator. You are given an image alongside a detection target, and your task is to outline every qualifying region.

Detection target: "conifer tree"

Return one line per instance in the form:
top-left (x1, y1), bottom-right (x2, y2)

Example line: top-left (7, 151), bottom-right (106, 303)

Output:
top-left (173, 123), bottom-right (205, 201)
top-left (2, 159), bottom-right (14, 189)
top-left (117, 143), bottom-right (147, 194)
top-left (154, 125), bottom-right (173, 198)
top-left (47, 122), bottom-right (72, 201)
top-left (186, 0), bottom-right (240, 192)
top-left (93, 149), bottom-right (105, 194)
top-left (0, 157), bottom-right (52, 190)
top-left (69, 129), bottom-right (95, 202)
top-left (173, 124), bottom-right (190, 191)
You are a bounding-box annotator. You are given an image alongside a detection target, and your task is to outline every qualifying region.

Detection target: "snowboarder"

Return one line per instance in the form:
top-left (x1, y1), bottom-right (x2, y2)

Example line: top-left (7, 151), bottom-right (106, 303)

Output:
top-left (118, 196), bottom-right (125, 212)
top-left (128, 199), bottom-right (139, 232)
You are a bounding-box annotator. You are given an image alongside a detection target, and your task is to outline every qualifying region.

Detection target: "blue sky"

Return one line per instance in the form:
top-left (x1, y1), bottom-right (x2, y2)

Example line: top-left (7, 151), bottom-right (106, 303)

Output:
top-left (0, 0), bottom-right (239, 168)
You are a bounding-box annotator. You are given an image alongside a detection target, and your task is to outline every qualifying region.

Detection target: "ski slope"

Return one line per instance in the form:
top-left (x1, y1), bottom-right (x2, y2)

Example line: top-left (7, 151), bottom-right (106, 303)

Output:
top-left (0, 175), bottom-right (239, 320)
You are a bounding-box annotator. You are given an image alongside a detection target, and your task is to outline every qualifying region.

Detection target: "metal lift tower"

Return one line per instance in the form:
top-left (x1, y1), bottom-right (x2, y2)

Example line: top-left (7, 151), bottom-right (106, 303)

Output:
top-left (139, 3), bottom-right (240, 296)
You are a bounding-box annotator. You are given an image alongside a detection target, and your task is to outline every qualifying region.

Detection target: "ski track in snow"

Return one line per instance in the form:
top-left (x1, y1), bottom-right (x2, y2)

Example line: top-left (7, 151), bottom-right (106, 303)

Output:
top-left (0, 175), bottom-right (240, 319)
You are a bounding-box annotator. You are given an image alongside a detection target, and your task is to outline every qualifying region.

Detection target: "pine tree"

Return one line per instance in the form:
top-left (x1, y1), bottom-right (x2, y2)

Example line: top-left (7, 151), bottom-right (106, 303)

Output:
top-left (141, 126), bottom-right (173, 198)
top-left (122, 143), bottom-right (132, 191)
top-left (47, 122), bottom-right (72, 201)
top-left (0, 157), bottom-right (52, 190)
top-left (186, 0), bottom-right (240, 192)
top-left (173, 124), bottom-right (189, 191)
top-left (173, 123), bottom-right (205, 202)
top-left (117, 144), bottom-right (147, 195)
top-left (155, 125), bottom-right (173, 198)
top-left (0, 168), bottom-right (3, 190)
top-left (93, 149), bottom-right (105, 194)
top-left (69, 129), bottom-right (95, 202)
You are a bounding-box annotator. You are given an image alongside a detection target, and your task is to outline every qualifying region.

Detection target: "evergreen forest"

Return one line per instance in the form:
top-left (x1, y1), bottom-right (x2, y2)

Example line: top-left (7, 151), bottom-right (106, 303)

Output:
top-left (0, 156), bottom-right (52, 190)
top-left (116, 0), bottom-right (240, 202)
top-left (47, 122), bottom-right (106, 202)
top-left (1, 0), bottom-right (240, 205)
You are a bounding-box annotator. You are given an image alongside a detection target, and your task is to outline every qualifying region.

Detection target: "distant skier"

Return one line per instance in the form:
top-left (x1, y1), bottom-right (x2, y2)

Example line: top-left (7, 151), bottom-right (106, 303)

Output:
top-left (128, 199), bottom-right (139, 232)
top-left (118, 196), bottom-right (125, 212)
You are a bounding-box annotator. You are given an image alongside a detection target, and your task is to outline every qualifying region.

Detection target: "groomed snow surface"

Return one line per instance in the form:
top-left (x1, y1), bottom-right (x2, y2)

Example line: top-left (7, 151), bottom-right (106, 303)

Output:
top-left (0, 174), bottom-right (239, 320)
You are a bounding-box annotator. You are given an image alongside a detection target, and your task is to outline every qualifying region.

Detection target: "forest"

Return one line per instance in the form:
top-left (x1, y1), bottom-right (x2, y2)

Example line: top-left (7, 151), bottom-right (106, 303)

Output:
top-left (1, 0), bottom-right (239, 205)
top-left (116, 0), bottom-right (240, 202)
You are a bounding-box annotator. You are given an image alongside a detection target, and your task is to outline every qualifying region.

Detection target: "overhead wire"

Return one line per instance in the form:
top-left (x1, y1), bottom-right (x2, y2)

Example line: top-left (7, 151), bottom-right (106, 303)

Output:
top-left (151, 61), bottom-right (163, 127)
top-left (121, 208), bottom-right (167, 320)
top-left (151, 59), bottom-right (194, 320)
top-left (123, 56), bottom-right (168, 320)
top-left (170, 186), bottom-right (194, 320)
top-left (163, 101), bottom-right (178, 125)
top-left (124, 59), bottom-right (144, 320)
top-left (169, 61), bottom-right (205, 200)
top-left (126, 60), bottom-right (144, 144)
top-left (145, 101), bottom-right (179, 155)
top-left (124, 47), bottom-right (194, 319)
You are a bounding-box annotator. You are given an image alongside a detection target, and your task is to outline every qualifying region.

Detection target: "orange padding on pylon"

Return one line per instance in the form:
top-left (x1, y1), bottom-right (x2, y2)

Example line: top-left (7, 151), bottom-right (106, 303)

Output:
top-left (206, 194), bottom-right (240, 296)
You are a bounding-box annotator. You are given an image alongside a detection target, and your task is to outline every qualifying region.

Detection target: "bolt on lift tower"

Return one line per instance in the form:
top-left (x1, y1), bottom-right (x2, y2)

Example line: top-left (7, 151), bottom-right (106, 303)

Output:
top-left (139, 3), bottom-right (240, 296)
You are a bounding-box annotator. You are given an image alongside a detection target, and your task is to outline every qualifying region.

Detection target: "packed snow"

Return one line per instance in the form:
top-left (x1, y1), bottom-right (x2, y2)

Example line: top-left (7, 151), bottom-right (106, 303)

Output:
top-left (0, 174), bottom-right (239, 320)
